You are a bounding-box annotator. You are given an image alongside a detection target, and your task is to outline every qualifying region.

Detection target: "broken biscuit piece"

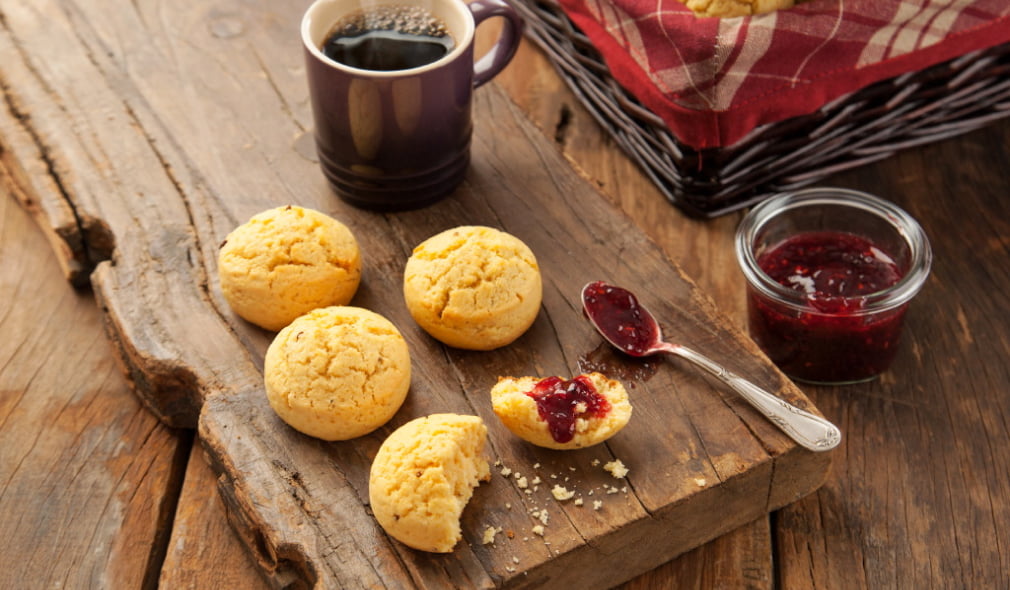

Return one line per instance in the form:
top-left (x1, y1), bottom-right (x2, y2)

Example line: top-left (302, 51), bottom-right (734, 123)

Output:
top-left (369, 414), bottom-right (491, 553)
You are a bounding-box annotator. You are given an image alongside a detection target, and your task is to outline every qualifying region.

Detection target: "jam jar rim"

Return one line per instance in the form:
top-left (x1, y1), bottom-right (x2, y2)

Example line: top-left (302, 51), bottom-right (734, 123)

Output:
top-left (734, 187), bottom-right (933, 317)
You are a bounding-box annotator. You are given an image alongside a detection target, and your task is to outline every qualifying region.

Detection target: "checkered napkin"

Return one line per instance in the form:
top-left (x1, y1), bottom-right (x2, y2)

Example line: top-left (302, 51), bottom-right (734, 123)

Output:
top-left (555, 0), bottom-right (1010, 149)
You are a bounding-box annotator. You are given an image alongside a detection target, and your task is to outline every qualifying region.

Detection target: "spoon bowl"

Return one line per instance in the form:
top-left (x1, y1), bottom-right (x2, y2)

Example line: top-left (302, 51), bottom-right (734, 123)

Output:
top-left (581, 281), bottom-right (841, 452)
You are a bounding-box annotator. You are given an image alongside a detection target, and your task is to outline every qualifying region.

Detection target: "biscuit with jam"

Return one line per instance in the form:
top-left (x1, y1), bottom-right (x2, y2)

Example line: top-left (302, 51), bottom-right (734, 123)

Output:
top-left (491, 372), bottom-right (632, 450)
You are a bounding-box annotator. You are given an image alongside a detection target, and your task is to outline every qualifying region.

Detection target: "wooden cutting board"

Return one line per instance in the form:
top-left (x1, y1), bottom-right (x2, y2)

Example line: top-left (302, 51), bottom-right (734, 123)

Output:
top-left (0, 0), bottom-right (831, 587)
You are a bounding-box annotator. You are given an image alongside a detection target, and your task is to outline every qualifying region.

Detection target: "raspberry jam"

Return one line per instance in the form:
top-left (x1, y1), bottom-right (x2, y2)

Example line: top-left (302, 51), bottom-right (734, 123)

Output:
top-left (750, 231), bottom-right (907, 383)
top-left (526, 375), bottom-right (611, 443)
top-left (581, 281), bottom-right (658, 356)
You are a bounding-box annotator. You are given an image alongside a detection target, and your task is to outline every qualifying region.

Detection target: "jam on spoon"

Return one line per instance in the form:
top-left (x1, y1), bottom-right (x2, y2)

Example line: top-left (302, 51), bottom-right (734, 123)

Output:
top-left (581, 281), bottom-right (841, 452)
top-left (580, 282), bottom-right (659, 356)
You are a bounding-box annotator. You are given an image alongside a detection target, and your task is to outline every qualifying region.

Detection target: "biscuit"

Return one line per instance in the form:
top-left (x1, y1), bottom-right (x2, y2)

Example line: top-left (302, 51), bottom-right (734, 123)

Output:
top-left (403, 226), bottom-right (542, 350)
top-left (263, 306), bottom-right (410, 441)
top-left (491, 373), bottom-right (632, 450)
top-left (369, 414), bottom-right (491, 553)
top-left (680, 0), bottom-right (795, 18)
top-left (218, 205), bottom-right (361, 331)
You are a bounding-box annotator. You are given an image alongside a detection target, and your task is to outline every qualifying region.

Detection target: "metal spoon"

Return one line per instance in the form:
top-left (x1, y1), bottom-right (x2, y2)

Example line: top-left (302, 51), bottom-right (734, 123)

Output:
top-left (581, 281), bottom-right (841, 452)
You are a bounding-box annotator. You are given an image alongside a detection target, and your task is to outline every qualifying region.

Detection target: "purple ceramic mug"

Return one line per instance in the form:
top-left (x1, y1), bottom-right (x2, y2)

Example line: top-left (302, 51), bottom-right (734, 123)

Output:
top-left (302, 0), bottom-right (523, 210)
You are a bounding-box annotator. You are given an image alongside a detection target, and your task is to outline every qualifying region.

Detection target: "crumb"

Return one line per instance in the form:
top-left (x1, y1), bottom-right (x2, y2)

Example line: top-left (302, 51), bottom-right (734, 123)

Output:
top-left (591, 459), bottom-right (600, 466)
top-left (695, 477), bottom-right (707, 487)
top-left (500, 466), bottom-right (512, 477)
top-left (606, 486), bottom-right (619, 494)
top-left (512, 556), bottom-right (520, 564)
top-left (533, 463), bottom-right (541, 469)
top-left (505, 502), bottom-right (512, 510)
top-left (574, 498), bottom-right (584, 506)
top-left (569, 466), bottom-right (577, 472)
top-left (524, 489), bottom-right (533, 495)
top-left (482, 526), bottom-right (501, 545)
top-left (532, 525), bottom-right (544, 536)
top-left (604, 459), bottom-right (629, 478)
top-left (621, 486), bottom-right (628, 493)
top-left (531, 476), bottom-right (541, 485)
top-left (593, 500), bottom-right (603, 510)
top-left (538, 510), bottom-right (549, 525)
top-left (551, 485), bottom-right (575, 501)
top-left (517, 476), bottom-right (528, 489)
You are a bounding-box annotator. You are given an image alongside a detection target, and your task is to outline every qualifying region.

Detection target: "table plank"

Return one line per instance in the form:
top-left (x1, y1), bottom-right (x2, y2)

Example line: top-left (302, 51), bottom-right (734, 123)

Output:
top-left (0, 188), bottom-right (188, 588)
top-left (160, 444), bottom-right (269, 589)
top-left (773, 118), bottom-right (1010, 590)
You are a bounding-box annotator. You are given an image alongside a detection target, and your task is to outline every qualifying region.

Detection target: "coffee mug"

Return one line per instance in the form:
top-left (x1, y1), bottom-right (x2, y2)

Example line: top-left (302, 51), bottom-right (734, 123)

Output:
top-left (302, 0), bottom-right (523, 210)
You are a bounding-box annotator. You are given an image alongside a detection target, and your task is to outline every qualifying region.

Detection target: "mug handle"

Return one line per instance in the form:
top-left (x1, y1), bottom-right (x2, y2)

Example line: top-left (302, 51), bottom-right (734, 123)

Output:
top-left (469, 0), bottom-right (524, 88)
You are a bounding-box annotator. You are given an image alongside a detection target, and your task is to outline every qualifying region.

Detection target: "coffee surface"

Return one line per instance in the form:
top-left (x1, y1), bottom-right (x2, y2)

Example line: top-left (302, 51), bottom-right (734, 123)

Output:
top-left (322, 5), bottom-right (454, 71)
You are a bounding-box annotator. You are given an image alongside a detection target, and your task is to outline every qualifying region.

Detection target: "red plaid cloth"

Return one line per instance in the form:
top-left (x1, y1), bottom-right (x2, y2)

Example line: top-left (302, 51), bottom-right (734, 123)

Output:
top-left (555, 0), bottom-right (1010, 149)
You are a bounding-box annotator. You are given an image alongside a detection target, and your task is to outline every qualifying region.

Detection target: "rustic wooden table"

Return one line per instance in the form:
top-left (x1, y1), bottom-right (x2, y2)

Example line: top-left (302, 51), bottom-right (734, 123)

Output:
top-left (2, 1), bottom-right (1009, 587)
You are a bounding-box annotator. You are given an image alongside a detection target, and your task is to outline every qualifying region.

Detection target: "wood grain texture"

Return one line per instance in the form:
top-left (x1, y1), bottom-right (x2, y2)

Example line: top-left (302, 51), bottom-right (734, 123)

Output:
top-left (771, 118), bottom-right (1010, 590)
top-left (0, 188), bottom-right (189, 589)
top-left (160, 444), bottom-right (270, 589)
top-left (0, 0), bottom-right (830, 588)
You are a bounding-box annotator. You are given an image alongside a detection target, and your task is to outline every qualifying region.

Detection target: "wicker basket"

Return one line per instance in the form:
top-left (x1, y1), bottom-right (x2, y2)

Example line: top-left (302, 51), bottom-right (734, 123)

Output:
top-left (512, 0), bottom-right (1010, 218)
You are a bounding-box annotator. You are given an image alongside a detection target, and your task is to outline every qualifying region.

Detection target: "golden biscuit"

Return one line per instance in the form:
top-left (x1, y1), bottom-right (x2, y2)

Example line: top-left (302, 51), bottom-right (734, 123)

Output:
top-left (680, 0), bottom-right (796, 18)
top-left (403, 226), bottom-right (542, 350)
top-left (491, 373), bottom-right (632, 450)
top-left (218, 205), bottom-right (361, 331)
top-left (369, 414), bottom-right (491, 553)
top-left (264, 306), bottom-right (410, 441)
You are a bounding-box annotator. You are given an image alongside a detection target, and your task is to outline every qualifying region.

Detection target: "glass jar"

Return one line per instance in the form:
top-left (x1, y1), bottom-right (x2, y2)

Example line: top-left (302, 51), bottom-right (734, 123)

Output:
top-left (734, 188), bottom-right (932, 384)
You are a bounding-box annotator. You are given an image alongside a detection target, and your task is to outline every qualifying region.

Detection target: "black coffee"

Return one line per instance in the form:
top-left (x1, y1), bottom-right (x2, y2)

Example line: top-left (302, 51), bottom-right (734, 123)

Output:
top-left (322, 5), bottom-right (454, 71)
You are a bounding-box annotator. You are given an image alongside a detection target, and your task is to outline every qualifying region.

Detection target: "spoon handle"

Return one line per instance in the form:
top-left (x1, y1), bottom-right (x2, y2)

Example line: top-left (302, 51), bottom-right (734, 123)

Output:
top-left (669, 345), bottom-right (842, 452)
